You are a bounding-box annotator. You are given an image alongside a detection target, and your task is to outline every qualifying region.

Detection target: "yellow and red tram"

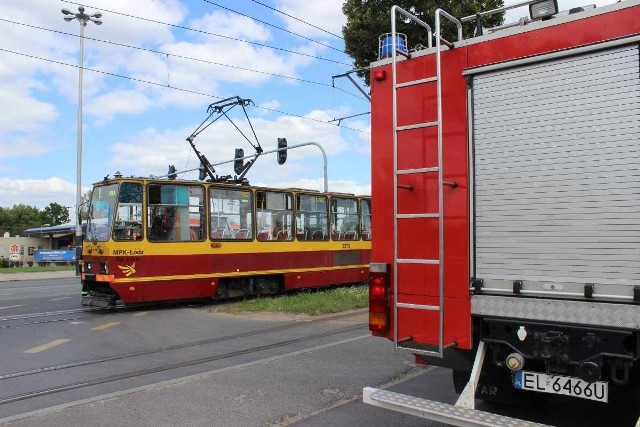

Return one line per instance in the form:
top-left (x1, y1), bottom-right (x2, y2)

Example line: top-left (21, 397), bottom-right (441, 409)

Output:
top-left (81, 176), bottom-right (371, 306)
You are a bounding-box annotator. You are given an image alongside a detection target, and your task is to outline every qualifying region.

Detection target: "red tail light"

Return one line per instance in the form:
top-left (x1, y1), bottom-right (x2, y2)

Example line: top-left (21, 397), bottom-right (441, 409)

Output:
top-left (369, 263), bottom-right (389, 334)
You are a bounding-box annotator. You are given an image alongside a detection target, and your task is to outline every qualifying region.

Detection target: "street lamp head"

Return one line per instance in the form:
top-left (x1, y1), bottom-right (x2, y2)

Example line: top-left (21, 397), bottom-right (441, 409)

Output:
top-left (61, 8), bottom-right (74, 15)
top-left (78, 6), bottom-right (85, 13)
top-left (92, 19), bottom-right (103, 25)
top-left (91, 12), bottom-right (102, 19)
top-left (63, 16), bottom-right (75, 22)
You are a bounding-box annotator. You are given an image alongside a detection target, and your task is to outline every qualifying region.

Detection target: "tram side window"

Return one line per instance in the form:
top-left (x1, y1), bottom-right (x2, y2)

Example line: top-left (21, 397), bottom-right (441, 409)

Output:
top-left (256, 191), bottom-right (293, 241)
top-left (209, 188), bottom-right (253, 240)
top-left (147, 184), bottom-right (204, 242)
top-left (113, 182), bottom-right (143, 241)
top-left (360, 198), bottom-right (372, 241)
top-left (331, 197), bottom-right (359, 240)
top-left (295, 194), bottom-right (328, 241)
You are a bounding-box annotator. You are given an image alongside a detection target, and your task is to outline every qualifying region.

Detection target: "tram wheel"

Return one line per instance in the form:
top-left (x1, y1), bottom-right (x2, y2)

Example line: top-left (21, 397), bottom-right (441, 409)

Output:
top-left (214, 283), bottom-right (227, 300)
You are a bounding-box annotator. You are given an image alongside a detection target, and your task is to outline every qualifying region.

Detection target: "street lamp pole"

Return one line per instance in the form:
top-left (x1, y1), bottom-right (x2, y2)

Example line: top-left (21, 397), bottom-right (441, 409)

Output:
top-left (61, 6), bottom-right (102, 273)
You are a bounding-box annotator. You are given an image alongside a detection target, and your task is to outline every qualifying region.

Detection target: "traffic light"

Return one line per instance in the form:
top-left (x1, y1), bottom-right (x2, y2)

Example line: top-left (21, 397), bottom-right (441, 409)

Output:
top-left (277, 138), bottom-right (287, 165)
top-left (167, 165), bottom-right (177, 179)
top-left (234, 148), bottom-right (245, 175)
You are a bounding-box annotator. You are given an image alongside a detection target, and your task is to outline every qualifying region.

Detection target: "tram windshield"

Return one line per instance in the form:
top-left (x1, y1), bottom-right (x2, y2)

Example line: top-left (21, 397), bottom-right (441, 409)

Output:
top-left (86, 184), bottom-right (119, 242)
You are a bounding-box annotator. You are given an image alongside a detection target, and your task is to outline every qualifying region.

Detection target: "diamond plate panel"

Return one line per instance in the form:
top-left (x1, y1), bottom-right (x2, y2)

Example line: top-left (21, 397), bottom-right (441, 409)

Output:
top-left (472, 296), bottom-right (640, 329)
top-left (364, 388), bottom-right (549, 427)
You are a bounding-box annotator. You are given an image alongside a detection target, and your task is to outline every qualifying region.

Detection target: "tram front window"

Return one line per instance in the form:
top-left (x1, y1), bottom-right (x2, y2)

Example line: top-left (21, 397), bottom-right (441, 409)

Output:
top-left (87, 184), bottom-right (119, 242)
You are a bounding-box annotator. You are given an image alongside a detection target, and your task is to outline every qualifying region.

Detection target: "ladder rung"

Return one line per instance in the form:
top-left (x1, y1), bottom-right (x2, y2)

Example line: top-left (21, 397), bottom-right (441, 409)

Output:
top-left (396, 121), bottom-right (438, 131)
top-left (397, 166), bottom-right (439, 175)
top-left (395, 77), bottom-right (437, 88)
top-left (397, 258), bottom-right (440, 265)
top-left (397, 302), bottom-right (440, 311)
top-left (396, 213), bottom-right (439, 219)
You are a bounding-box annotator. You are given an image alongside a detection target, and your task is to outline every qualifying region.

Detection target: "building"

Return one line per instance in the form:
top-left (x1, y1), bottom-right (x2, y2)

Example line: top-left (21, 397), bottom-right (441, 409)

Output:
top-left (0, 224), bottom-right (78, 266)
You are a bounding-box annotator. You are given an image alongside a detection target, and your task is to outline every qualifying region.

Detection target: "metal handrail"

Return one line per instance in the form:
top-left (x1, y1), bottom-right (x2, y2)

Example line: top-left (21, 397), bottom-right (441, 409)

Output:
top-left (461, 0), bottom-right (544, 22)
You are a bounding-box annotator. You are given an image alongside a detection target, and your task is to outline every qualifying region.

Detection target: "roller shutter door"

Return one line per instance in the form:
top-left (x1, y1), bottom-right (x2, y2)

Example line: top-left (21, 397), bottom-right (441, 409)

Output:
top-left (472, 45), bottom-right (640, 300)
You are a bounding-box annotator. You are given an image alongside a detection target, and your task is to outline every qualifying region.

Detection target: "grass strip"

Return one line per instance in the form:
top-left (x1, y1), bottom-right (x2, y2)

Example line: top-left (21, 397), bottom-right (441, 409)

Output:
top-left (219, 284), bottom-right (369, 316)
top-left (0, 265), bottom-right (75, 274)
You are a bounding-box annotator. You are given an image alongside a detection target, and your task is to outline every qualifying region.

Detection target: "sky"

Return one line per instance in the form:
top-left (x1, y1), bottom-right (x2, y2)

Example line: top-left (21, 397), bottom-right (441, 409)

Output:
top-left (0, 0), bottom-right (620, 214)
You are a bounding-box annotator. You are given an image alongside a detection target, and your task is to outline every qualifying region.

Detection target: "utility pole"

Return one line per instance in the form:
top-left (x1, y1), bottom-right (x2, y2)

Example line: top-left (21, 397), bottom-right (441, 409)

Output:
top-left (61, 6), bottom-right (102, 274)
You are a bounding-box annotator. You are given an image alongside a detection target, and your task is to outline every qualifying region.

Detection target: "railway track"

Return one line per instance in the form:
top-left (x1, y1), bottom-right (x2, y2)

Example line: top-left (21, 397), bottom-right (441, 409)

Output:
top-left (0, 310), bottom-right (368, 405)
top-left (0, 306), bottom-right (126, 329)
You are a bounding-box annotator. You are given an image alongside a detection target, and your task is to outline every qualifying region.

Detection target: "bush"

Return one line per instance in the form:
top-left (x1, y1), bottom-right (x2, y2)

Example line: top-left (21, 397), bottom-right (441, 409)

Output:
top-left (0, 258), bottom-right (8, 268)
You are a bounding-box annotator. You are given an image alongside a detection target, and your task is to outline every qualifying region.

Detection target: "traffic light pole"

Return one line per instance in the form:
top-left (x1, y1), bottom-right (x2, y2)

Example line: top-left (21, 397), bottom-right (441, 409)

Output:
top-left (167, 141), bottom-right (329, 192)
top-left (215, 141), bottom-right (328, 192)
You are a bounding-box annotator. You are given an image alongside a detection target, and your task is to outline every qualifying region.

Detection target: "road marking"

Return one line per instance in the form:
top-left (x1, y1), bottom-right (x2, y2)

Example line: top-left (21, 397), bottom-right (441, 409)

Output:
top-left (49, 297), bottom-right (73, 301)
top-left (91, 321), bottom-right (120, 331)
top-left (23, 339), bottom-right (71, 354)
top-left (0, 333), bottom-right (370, 424)
top-left (132, 311), bottom-right (149, 317)
top-left (0, 305), bottom-right (24, 310)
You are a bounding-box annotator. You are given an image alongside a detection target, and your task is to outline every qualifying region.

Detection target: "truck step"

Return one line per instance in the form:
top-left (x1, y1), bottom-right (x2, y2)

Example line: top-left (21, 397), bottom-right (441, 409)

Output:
top-left (363, 387), bottom-right (551, 427)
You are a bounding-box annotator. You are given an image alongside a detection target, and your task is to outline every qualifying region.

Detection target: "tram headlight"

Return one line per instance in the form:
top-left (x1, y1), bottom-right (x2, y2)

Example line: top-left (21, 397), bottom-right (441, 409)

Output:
top-left (85, 261), bottom-right (93, 272)
top-left (99, 262), bottom-right (108, 275)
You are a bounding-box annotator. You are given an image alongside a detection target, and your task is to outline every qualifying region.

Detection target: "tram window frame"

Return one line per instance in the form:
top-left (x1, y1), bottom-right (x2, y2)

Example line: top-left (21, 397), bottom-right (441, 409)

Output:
top-left (256, 190), bottom-right (293, 241)
top-left (113, 182), bottom-right (143, 241)
top-left (209, 187), bottom-right (253, 241)
top-left (330, 197), bottom-right (360, 241)
top-left (360, 198), bottom-right (372, 241)
top-left (295, 194), bottom-right (328, 241)
top-left (147, 184), bottom-right (205, 242)
top-left (86, 184), bottom-right (118, 243)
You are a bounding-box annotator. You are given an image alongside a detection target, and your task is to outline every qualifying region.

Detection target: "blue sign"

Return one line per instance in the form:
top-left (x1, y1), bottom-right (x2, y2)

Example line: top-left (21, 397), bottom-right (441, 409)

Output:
top-left (34, 250), bottom-right (76, 262)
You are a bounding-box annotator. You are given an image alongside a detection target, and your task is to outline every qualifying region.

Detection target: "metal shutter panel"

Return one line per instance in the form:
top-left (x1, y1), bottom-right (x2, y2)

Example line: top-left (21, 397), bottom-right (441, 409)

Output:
top-left (472, 45), bottom-right (640, 300)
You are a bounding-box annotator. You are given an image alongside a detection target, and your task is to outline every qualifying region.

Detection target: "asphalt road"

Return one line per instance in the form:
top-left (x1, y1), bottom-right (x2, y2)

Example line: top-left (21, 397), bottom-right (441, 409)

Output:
top-left (0, 274), bottom-right (638, 427)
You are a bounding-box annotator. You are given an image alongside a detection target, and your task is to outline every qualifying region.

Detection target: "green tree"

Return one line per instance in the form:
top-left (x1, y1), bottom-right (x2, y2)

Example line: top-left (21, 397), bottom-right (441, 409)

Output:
top-left (41, 202), bottom-right (71, 226)
top-left (342, 0), bottom-right (504, 84)
top-left (4, 204), bottom-right (41, 236)
top-left (0, 207), bottom-right (8, 236)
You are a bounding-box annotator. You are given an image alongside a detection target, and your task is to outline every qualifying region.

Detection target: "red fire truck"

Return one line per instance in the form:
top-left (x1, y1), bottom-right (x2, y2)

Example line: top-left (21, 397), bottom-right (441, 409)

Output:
top-left (364, 0), bottom-right (640, 425)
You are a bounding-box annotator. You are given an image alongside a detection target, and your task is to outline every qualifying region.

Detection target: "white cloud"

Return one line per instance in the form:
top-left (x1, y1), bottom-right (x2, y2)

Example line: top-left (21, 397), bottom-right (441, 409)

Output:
top-left (0, 85), bottom-right (57, 135)
top-left (0, 136), bottom-right (56, 160)
top-left (105, 106), bottom-right (351, 181)
top-left (86, 90), bottom-right (154, 123)
top-left (0, 1), bottom-right (372, 211)
top-left (0, 177), bottom-right (80, 209)
top-left (189, 11), bottom-right (272, 42)
top-left (274, 0), bottom-right (346, 40)
top-left (258, 99), bottom-right (281, 111)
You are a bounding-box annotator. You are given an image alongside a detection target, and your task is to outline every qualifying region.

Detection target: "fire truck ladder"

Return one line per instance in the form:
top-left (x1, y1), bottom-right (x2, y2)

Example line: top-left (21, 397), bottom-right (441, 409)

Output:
top-left (390, 7), bottom-right (462, 358)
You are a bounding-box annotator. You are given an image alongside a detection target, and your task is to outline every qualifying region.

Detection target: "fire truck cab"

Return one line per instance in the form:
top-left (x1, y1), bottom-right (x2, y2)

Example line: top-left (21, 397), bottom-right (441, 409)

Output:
top-left (364, 0), bottom-right (640, 425)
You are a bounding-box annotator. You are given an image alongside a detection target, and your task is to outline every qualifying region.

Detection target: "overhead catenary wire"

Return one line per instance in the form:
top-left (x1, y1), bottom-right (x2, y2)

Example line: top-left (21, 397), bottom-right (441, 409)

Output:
top-left (250, 0), bottom-right (344, 40)
top-left (0, 18), bottom-right (366, 102)
top-left (61, 0), bottom-right (351, 66)
top-left (201, 0), bottom-right (345, 53)
top-left (0, 48), bottom-right (370, 135)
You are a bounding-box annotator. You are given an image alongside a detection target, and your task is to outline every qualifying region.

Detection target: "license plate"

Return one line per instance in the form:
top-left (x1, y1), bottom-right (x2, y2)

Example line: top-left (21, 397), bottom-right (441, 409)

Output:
top-left (514, 371), bottom-right (608, 402)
